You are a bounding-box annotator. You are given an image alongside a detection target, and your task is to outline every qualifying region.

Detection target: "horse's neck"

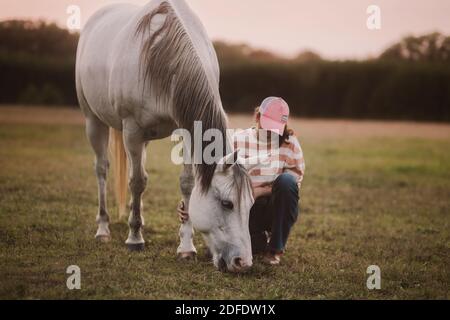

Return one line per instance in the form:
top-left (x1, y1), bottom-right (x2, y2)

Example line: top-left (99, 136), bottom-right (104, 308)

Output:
top-left (167, 0), bottom-right (220, 88)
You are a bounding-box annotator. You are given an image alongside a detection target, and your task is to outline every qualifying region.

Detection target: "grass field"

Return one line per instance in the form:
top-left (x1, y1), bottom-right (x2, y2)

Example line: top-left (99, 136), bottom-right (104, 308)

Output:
top-left (0, 106), bottom-right (449, 299)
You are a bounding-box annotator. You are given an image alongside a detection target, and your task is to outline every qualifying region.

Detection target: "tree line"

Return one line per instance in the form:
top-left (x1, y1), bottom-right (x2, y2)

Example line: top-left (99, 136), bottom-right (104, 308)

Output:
top-left (0, 20), bottom-right (449, 121)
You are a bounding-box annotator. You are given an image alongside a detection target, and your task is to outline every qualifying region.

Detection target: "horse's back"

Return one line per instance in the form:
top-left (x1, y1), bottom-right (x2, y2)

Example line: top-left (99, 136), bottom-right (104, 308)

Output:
top-left (76, 0), bottom-right (220, 131)
top-left (76, 3), bottom-right (141, 128)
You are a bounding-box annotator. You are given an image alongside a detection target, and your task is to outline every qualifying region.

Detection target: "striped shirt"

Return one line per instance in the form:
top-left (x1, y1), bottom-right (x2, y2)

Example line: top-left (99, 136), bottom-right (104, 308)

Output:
top-left (233, 127), bottom-right (305, 188)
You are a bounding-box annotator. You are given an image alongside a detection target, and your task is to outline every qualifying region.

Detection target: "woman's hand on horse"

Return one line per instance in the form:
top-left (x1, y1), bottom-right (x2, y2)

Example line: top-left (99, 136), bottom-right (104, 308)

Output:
top-left (253, 185), bottom-right (272, 199)
top-left (177, 200), bottom-right (189, 222)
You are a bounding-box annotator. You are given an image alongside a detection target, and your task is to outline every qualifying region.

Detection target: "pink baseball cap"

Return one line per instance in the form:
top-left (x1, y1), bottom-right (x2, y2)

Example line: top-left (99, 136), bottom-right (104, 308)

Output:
top-left (259, 97), bottom-right (290, 135)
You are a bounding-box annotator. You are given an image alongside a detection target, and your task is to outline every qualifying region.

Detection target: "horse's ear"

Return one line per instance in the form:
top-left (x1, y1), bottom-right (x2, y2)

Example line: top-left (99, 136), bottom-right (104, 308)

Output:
top-left (238, 153), bottom-right (271, 172)
top-left (217, 149), bottom-right (239, 172)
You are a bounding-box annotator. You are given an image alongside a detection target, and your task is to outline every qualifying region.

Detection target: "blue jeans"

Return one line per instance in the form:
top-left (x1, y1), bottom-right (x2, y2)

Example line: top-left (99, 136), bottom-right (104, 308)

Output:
top-left (249, 173), bottom-right (300, 254)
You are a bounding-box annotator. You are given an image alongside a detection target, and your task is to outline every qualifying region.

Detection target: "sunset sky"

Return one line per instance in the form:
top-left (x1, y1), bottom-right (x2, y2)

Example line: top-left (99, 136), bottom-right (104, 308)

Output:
top-left (1, 0), bottom-right (449, 59)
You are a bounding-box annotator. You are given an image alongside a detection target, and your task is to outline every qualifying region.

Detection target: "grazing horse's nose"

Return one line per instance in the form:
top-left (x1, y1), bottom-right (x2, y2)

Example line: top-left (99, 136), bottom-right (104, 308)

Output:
top-left (231, 256), bottom-right (251, 272)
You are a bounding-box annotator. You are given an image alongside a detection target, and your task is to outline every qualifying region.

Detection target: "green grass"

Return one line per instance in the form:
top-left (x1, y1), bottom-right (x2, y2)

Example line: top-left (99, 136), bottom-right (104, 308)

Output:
top-left (0, 114), bottom-right (449, 299)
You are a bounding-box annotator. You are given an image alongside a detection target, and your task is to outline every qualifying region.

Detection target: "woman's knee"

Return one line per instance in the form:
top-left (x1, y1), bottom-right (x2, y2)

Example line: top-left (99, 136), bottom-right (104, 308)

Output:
top-left (273, 173), bottom-right (298, 194)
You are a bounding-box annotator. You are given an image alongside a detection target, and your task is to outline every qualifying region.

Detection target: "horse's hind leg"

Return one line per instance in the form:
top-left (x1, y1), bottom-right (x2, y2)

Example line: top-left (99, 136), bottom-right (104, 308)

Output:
top-left (86, 115), bottom-right (111, 242)
top-left (123, 119), bottom-right (147, 251)
top-left (177, 164), bottom-right (197, 260)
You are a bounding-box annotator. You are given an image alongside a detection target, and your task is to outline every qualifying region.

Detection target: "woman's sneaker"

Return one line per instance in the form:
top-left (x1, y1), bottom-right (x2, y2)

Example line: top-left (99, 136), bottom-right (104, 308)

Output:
top-left (263, 251), bottom-right (282, 265)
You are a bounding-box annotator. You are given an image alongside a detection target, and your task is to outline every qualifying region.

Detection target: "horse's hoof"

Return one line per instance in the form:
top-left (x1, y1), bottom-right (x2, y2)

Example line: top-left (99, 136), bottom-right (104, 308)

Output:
top-left (127, 243), bottom-right (145, 251)
top-left (177, 252), bottom-right (197, 261)
top-left (95, 235), bottom-right (111, 243)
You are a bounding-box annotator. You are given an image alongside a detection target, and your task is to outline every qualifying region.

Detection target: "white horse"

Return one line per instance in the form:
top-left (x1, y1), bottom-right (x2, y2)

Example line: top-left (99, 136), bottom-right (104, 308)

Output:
top-left (76, 0), bottom-right (260, 272)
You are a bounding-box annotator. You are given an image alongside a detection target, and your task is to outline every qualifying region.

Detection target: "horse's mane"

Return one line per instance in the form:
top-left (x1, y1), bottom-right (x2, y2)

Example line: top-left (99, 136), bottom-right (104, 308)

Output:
top-left (231, 163), bottom-right (253, 211)
top-left (135, 1), bottom-right (228, 192)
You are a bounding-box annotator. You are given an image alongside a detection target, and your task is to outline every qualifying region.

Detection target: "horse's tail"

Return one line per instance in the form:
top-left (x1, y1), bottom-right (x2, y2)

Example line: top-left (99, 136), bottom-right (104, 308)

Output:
top-left (110, 128), bottom-right (128, 219)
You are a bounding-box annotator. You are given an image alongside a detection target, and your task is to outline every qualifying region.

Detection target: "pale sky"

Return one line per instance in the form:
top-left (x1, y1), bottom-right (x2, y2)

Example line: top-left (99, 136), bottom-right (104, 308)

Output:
top-left (1, 0), bottom-right (449, 59)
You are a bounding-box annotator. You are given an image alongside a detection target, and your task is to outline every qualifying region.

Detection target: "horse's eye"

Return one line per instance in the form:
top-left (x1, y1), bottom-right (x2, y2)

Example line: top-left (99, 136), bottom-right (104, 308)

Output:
top-left (221, 200), bottom-right (234, 210)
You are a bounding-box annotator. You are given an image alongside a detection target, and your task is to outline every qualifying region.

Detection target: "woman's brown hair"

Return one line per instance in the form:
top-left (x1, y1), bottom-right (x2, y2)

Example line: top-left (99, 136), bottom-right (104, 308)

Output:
top-left (255, 107), bottom-right (294, 146)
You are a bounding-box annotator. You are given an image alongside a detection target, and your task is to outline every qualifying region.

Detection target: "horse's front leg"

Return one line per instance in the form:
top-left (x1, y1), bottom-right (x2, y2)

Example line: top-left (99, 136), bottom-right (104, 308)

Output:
top-left (177, 164), bottom-right (197, 260)
top-left (123, 120), bottom-right (147, 251)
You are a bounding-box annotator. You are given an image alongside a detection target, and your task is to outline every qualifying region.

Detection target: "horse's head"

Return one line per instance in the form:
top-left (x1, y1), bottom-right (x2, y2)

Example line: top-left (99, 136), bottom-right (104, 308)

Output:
top-left (189, 150), bottom-right (267, 273)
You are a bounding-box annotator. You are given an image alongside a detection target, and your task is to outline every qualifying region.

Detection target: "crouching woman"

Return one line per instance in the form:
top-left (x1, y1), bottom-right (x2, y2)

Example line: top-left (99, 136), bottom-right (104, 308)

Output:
top-left (234, 97), bottom-right (305, 265)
